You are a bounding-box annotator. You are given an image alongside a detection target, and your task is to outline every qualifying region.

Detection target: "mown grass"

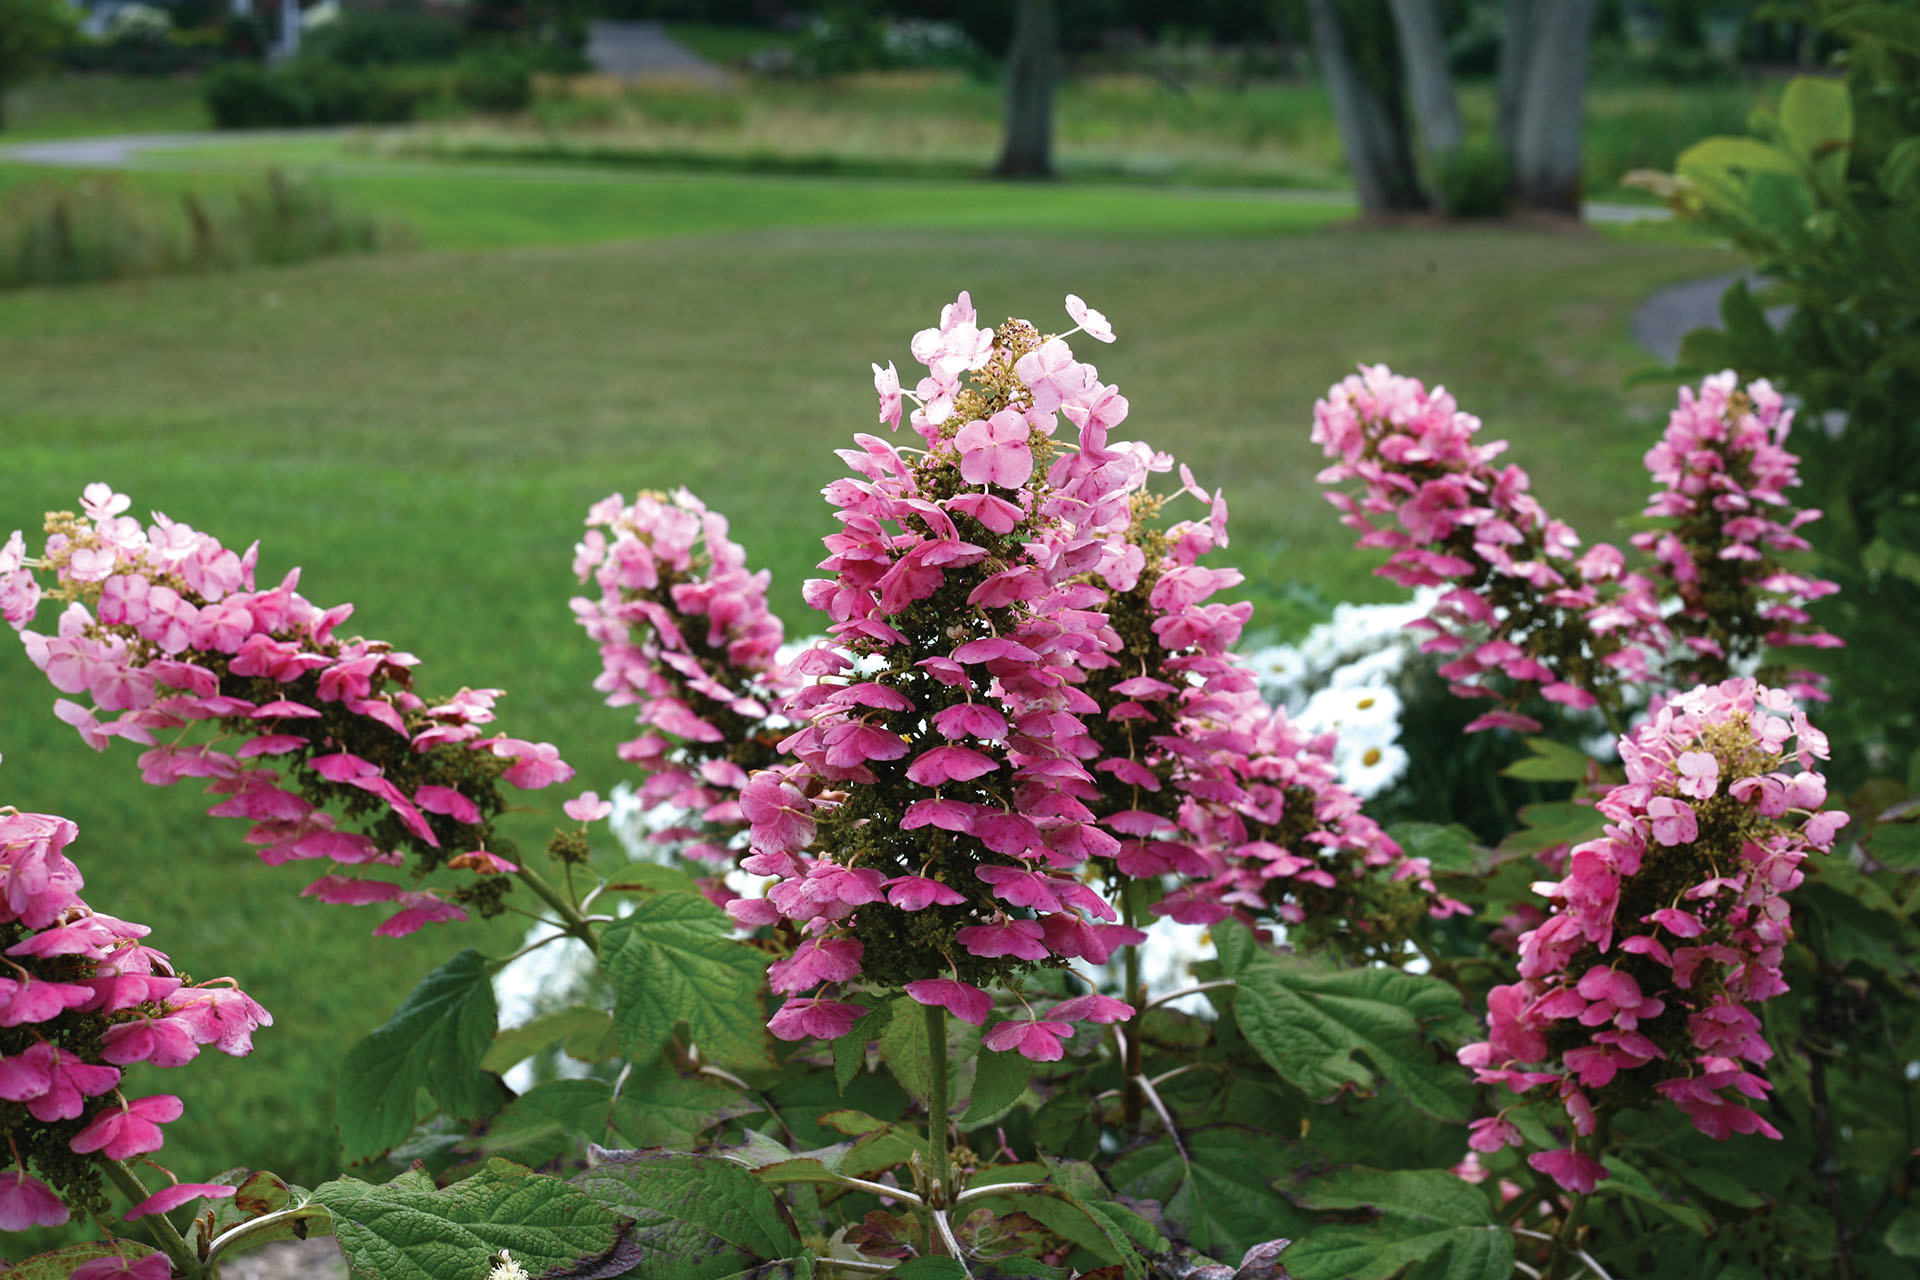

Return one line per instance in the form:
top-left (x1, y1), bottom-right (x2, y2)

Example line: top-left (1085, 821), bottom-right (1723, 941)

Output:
top-left (391, 68), bottom-right (1774, 196)
top-left (2, 151), bottom-right (1356, 251)
top-left (0, 139), bottom-right (1727, 1245)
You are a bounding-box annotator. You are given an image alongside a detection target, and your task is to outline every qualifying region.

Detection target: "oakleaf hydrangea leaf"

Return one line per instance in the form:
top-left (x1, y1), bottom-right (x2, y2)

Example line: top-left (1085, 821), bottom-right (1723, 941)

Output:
top-left (337, 949), bottom-right (509, 1165)
top-left (601, 892), bottom-right (773, 1072)
top-left (1220, 921), bottom-right (1474, 1122)
top-left (1280, 1168), bottom-right (1511, 1280)
top-left (569, 1151), bottom-right (809, 1279)
top-left (314, 1160), bottom-right (629, 1280)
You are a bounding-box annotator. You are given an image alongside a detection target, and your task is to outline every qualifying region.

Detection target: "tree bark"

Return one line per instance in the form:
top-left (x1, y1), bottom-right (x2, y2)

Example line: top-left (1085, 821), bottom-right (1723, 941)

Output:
top-left (1495, 0), bottom-right (1539, 158)
top-left (1386, 0), bottom-right (1462, 164)
top-left (1306, 0), bottom-right (1425, 214)
top-left (1511, 0), bottom-right (1597, 215)
top-left (995, 0), bottom-right (1057, 179)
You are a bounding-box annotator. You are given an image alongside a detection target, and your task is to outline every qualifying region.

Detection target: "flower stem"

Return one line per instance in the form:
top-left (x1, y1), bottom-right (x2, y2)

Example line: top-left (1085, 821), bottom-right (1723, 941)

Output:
top-left (514, 863), bottom-right (599, 954)
top-left (1120, 887), bottom-right (1143, 1128)
top-left (102, 1159), bottom-right (201, 1279)
top-left (924, 1001), bottom-right (952, 1212)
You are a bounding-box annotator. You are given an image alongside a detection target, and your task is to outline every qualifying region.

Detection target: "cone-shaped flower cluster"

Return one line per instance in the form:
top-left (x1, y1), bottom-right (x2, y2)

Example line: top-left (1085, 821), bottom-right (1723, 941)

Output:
top-left (1634, 372), bottom-right (1839, 700)
top-left (0, 802), bottom-right (268, 1235)
top-left (742, 295), bottom-right (1151, 1057)
top-left (6, 488), bottom-right (573, 936)
top-left (572, 489), bottom-right (794, 868)
top-left (1312, 366), bottom-right (1668, 732)
top-left (697, 295), bottom-right (1462, 1058)
top-left (1458, 678), bottom-right (1846, 1192)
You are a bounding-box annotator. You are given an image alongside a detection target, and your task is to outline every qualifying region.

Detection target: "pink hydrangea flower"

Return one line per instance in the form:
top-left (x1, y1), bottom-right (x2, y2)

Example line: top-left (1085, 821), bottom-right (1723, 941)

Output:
top-left (1460, 679), bottom-right (1840, 1188)
top-left (70, 1094), bottom-right (185, 1160)
top-left (124, 1181), bottom-right (238, 1221)
top-left (0, 1170), bottom-right (69, 1230)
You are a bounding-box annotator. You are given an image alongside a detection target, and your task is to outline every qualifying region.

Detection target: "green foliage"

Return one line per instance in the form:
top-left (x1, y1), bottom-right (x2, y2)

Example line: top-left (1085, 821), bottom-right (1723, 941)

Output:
top-left (299, 7), bottom-right (464, 69)
top-left (1282, 1168), bottom-right (1511, 1280)
top-left (204, 61), bottom-right (426, 129)
top-left (1435, 138), bottom-right (1512, 219)
top-left (316, 1159), bottom-right (630, 1280)
top-left (600, 889), bottom-right (774, 1072)
top-left (1219, 919), bottom-right (1476, 1122)
top-left (336, 949), bottom-right (509, 1166)
top-left (568, 1150), bottom-right (810, 1279)
top-left (453, 50), bottom-right (535, 115)
top-left (0, 0), bottom-right (80, 120)
top-left (1655, 1), bottom-right (1920, 786)
top-left (1, 1243), bottom-right (161, 1279)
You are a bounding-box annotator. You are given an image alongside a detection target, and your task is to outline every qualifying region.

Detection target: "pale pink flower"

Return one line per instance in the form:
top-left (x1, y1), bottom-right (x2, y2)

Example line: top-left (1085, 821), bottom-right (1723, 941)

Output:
top-left (1064, 294), bottom-right (1114, 343)
top-left (562, 791), bottom-right (613, 823)
top-left (955, 411), bottom-right (1035, 489)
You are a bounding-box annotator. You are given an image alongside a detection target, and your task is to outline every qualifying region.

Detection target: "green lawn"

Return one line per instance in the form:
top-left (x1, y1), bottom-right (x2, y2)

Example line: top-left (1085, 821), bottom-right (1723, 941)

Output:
top-left (0, 143), bottom-right (1729, 1238)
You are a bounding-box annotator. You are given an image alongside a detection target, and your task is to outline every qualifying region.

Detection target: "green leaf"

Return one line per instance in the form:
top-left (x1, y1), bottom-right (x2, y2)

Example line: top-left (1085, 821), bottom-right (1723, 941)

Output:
top-left (1, 1244), bottom-right (160, 1279)
top-left (1497, 800), bottom-right (1605, 858)
top-left (570, 1150), bottom-right (809, 1279)
top-left (1108, 1127), bottom-right (1311, 1260)
top-left (315, 1159), bottom-right (628, 1280)
top-left (995, 1190), bottom-right (1144, 1278)
top-left (1223, 921), bottom-right (1475, 1122)
top-left (1832, 4), bottom-right (1920, 56)
top-left (478, 1078), bottom-right (619, 1167)
top-left (1388, 822), bottom-right (1483, 875)
top-left (600, 861), bottom-right (709, 899)
top-left (1777, 76), bottom-right (1853, 187)
top-left (336, 948), bottom-right (509, 1165)
top-left (962, 1043), bottom-right (1032, 1127)
top-left (1594, 1157), bottom-right (1712, 1236)
top-left (1677, 136), bottom-right (1797, 176)
top-left (886, 1262), bottom-right (970, 1280)
top-left (1282, 1168), bottom-right (1511, 1280)
top-left (1884, 1206), bottom-right (1920, 1258)
top-left (481, 1005), bottom-right (615, 1073)
top-left (878, 996), bottom-right (935, 1106)
top-left (602, 892), bottom-right (773, 1072)
top-left (613, 1057), bottom-right (763, 1148)
top-left (834, 1001), bottom-right (889, 1093)
top-left (1499, 737), bottom-right (1592, 782)
top-left (1869, 821), bottom-right (1920, 873)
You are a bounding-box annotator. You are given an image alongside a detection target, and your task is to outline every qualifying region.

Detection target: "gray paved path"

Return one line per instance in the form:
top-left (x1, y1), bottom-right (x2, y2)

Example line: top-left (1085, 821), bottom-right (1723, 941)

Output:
top-left (586, 20), bottom-right (728, 82)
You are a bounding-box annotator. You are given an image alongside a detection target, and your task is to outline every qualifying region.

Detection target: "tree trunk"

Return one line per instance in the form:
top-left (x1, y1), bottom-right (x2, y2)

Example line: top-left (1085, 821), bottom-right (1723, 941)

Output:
top-left (1511, 0), bottom-right (1597, 215)
top-left (995, 0), bottom-right (1057, 179)
top-left (1386, 0), bottom-right (1462, 165)
top-left (1306, 0), bottom-right (1425, 214)
top-left (1495, 0), bottom-right (1539, 158)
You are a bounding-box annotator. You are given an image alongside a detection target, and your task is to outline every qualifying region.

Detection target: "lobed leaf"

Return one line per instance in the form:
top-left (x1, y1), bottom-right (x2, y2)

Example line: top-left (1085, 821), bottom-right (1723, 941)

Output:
top-left (336, 948), bottom-right (509, 1165)
top-left (315, 1160), bottom-right (629, 1280)
top-left (602, 891), bottom-right (774, 1072)
top-left (570, 1150), bottom-right (810, 1280)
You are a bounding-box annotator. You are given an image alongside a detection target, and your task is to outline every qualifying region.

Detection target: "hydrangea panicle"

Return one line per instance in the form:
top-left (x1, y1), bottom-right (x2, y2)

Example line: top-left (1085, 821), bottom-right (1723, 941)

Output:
top-left (1634, 372), bottom-right (1840, 700)
top-left (6, 495), bottom-right (573, 935)
top-left (0, 800), bottom-right (268, 1238)
top-left (1457, 678), bottom-right (1843, 1190)
top-left (1312, 365), bottom-right (1668, 731)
